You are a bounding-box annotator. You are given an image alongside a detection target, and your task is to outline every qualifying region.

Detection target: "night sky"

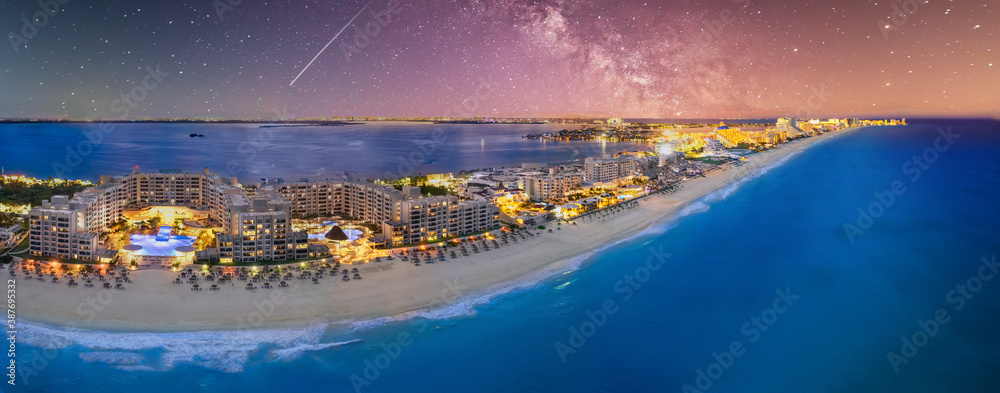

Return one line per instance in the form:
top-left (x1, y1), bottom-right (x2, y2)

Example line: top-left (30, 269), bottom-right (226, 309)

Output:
top-left (0, 0), bottom-right (996, 119)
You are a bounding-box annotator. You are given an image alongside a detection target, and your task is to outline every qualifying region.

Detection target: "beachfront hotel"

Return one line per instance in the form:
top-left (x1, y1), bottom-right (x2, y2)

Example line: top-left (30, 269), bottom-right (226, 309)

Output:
top-left (28, 195), bottom-right (99, 261)
top-left (584, 156), bottom-right (639, 183)
top-left (27, 168), bottom-right (502, 267)
top-left (29, 169), bottom-right (248, 265)
top-left (523, 171), bottom-right (584, 202)
top-left (258, 179), bottom-right (500, 247)
top-left (263, 180), bottom-right (402, 223)
top-left (215, 192), bottom-right (310, 263)
top-left (382, 196), bottom-right (500, 246)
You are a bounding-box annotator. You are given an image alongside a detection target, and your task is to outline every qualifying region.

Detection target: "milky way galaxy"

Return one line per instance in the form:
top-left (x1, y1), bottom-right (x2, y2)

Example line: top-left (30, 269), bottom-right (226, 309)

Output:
top-left (1, 0), bottom-right (996, 119)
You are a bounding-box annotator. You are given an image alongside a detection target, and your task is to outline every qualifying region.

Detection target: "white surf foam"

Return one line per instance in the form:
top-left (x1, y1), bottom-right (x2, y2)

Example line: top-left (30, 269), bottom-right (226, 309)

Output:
top-left (115, 365), bottom-right (159, 372)
top-left (17, 320), bottom-right (332, 373)
top-left (269, 339), bottom-right (361, 361)
top-left (79, 351), bottom-right (144, 365)
top-left (678, 201), bottom-right (711, 217)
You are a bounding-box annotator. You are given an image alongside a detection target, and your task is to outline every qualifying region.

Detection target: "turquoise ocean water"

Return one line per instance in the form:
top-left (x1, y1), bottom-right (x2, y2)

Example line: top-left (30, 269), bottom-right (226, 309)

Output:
top-left (7, 120), bottom-right (1000, 392)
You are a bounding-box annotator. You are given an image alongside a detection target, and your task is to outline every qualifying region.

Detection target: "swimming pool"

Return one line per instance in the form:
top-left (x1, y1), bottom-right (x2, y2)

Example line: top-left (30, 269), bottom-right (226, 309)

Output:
top-left (128, 234), bottom-right (196, 256)
top-left (155, 226), bottom-right (173, 241)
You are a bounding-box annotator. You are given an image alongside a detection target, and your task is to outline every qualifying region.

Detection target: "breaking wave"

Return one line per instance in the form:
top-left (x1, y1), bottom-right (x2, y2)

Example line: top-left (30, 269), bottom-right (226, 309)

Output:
top-left (19, 320), bottom-right (334, 373)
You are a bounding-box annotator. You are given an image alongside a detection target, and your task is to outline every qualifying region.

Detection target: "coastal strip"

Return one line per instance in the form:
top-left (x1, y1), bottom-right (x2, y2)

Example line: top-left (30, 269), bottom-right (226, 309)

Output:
top-left (14, 127), bottom-right (868, 334)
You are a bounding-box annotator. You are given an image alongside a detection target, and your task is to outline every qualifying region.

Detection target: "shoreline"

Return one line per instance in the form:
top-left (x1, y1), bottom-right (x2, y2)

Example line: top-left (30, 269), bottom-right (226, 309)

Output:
top-left (14, 127), bottom-right (866, 334)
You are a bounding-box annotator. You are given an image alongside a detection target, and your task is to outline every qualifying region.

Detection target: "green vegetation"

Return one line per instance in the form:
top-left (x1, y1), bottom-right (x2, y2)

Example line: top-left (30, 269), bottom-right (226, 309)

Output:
top-left (354, 223), bottom-right (381, 233)
top-left (690, 157), bottom-right (731, 165)
top-left (386, 175), bottom-right (429, 187)
top-left (391, 182), bottom-right (453, 196)
top-left (735, 142), bottom-right (756, 149)
top-left (538, 225), bottom-right (545, 230)
top-left (418, 184), bottom-right (452, 196)
top-left (11, 237), bottom-right (29, 253)
top-left (0, 213), bottom-right (26, 229)
top-left (193, 230), bottom-right (217, 251)
top-left (102, 218), bottom-right (132, 249)
top-left (0, 178), bottom-right (90, 207)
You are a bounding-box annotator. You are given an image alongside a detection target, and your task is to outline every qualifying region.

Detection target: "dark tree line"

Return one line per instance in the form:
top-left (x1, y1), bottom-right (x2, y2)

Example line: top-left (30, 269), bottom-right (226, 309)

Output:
top-left (0, 178), bottom-right (90, 207)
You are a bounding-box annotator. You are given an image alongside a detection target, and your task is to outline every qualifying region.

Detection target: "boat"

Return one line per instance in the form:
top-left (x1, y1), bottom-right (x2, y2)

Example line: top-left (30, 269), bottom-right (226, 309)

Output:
top-left (481, 138), bottom-right (485, 146)
top-left (189, 133), bottom-right (205, 137)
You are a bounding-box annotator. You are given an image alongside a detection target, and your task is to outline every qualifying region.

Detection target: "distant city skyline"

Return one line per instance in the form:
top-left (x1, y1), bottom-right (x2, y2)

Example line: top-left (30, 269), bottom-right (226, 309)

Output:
top-left (1, 0), bottom-right (996, 119)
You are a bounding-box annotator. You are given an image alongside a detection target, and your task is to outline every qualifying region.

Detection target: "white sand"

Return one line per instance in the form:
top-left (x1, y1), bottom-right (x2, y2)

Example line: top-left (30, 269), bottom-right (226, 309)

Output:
top-left (13, 128), bottom-right (862, 333)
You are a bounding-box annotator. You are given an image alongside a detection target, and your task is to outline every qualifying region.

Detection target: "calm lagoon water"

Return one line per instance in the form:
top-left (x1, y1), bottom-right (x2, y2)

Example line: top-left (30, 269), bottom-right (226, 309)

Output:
top-left (0, 122), bottom-right (649, 182)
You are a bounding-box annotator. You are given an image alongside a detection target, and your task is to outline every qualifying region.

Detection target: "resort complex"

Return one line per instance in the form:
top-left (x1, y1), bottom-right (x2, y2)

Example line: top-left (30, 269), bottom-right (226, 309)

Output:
top-left (19, 117), bottom-right (905, 271)
top-left (27, 169), bottom-right (502, 268)
top-left (260, 180), bottom-right (500, 247)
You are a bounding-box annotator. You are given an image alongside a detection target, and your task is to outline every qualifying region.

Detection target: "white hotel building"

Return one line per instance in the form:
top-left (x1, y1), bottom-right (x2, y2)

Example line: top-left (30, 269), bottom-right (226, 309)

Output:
top-left (28, 195), bottom-right (99, 261)
top-left (261, 180), bottom-right (500, 247)
top-left (216, 192), bottom-right (309, 263)
top-left (381, 196), bottom-right (499, 246)
top-left (523, 175), bottom-right (581, 202)
top-left (265, 180), bottom-right (405, 223)
top-left (29, 169), bottom-right (502, 261)
top-left (584, 156), bottom-right (639, 184)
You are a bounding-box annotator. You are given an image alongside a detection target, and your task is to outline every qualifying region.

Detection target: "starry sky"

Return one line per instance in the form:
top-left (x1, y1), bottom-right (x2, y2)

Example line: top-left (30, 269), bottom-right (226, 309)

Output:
top-left (0, 0), bottom-right (996, 119)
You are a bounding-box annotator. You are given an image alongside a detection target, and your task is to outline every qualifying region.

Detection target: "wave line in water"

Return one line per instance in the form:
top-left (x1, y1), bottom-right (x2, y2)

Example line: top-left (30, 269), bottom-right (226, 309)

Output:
top-left (18, 320), bottom-right (332, 373)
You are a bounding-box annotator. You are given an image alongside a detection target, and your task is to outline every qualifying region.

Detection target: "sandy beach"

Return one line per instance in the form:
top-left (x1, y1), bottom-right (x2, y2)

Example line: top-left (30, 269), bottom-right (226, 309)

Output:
top-left (13, 128), bottom-right (863, 333)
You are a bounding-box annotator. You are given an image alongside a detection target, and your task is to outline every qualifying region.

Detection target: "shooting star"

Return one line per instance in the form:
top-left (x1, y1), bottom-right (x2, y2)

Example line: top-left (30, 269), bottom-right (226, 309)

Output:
top-left (289, 0), bottom-right (374, 87)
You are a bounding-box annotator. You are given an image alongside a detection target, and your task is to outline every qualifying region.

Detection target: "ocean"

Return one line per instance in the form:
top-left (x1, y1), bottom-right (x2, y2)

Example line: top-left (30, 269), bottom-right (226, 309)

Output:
top-left (0, 122), bottom-right (648, 182)
top-left (7, 119), bottom-right (1000, 392)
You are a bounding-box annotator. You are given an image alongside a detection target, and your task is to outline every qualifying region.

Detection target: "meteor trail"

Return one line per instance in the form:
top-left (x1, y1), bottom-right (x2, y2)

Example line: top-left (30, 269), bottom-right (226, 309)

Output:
top-left (289, 0), bottom-right (374, 87)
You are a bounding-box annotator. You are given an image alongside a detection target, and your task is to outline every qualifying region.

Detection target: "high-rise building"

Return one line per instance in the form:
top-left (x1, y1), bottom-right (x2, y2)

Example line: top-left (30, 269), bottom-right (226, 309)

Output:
top-left (524, 174), bottom-right (581, 201)
top-left (777, 118), bottom-right (801, 137)
top-left (265, 180), bottom-right (408, 223)
top-left (584, 156), bottom-right (638, 183)
top-left (28, 195), bottom-right (98, 261)
top-left (382, 196), bottom-right (500, 246)
top-left (215, 193), bottom-right (308, 263)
